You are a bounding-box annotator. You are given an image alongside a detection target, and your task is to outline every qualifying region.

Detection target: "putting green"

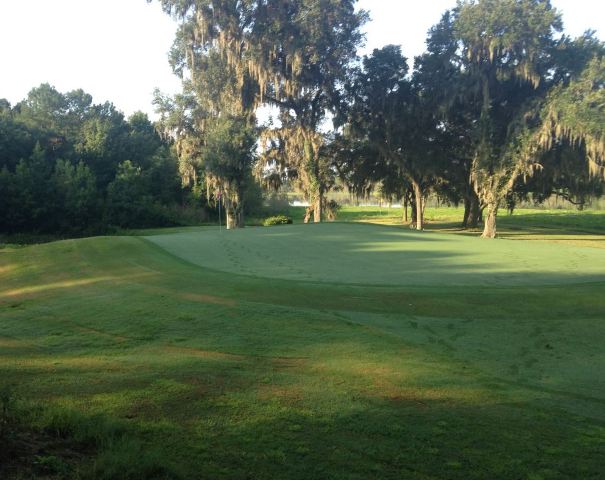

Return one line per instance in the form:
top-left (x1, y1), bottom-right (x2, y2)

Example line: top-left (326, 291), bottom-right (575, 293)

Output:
top-left (146, 223), bottom-right (605, 286)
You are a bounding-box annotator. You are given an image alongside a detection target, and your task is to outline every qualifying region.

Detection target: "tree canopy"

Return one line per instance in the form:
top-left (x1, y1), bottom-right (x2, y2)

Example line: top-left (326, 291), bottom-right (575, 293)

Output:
top-left (2, 0), bottom-right (604, 237)
top-left (0, 85), bottom-right (187, 234)
top-left (154, 0), bottom-right (367, 223)
top-left (336, 0), bottom-right (605, 237)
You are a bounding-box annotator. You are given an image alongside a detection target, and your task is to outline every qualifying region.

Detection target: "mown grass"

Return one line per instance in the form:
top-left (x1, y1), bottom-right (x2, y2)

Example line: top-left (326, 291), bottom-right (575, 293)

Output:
top-left (0, 211), bottom-right (604, 479)
top-left (147, 223), bottom-right (605, 286)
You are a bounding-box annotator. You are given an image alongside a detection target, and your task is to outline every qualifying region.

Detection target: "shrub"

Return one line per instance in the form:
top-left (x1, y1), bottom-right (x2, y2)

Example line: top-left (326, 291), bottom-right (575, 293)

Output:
top-left (263, 215), bottom-right (293, 226)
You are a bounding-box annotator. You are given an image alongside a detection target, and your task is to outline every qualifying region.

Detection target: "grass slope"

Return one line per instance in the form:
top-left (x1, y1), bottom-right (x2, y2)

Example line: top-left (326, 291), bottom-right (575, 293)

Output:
top-left (1, 220), bottom-right (604, 479)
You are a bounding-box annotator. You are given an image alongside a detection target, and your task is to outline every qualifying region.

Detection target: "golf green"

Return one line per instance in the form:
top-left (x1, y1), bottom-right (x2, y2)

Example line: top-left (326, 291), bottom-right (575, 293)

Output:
top-left (147, 223), bottom-right (605, 286)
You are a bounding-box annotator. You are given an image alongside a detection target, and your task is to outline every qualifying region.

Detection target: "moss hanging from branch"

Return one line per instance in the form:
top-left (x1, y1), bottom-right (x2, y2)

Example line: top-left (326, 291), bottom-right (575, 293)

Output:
top-left (536, 57), bottom-right (605, 178)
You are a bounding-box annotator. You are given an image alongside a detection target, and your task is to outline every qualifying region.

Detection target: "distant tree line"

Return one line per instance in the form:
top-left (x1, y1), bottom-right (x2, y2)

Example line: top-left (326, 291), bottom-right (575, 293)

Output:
top-left (155, 0), bottom-right (605, 237)
top-left (0, 84), bottom-right (204, 234)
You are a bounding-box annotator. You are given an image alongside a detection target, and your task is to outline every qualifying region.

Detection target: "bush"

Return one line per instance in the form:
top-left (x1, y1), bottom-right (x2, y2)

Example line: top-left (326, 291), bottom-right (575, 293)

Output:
top-left (263, 215), bottom-right (293, 226)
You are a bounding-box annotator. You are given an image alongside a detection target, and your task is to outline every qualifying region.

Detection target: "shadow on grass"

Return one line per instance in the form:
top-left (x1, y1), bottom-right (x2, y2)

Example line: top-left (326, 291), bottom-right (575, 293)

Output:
top-left (196, 398), bottom-right (604, 480)
top-left (0, 402), bottom-right (184, 480)
top-left (2, 288), bottom-right (604, 479)
top-left (2, 375), bottom-right (603, 480)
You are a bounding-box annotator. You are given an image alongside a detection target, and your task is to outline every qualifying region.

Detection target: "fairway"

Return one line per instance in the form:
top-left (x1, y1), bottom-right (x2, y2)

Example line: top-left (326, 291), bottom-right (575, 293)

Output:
top-left (148, 223), bottom-right (605, 286)
top-left (1, 222), bottom-right (605, 479)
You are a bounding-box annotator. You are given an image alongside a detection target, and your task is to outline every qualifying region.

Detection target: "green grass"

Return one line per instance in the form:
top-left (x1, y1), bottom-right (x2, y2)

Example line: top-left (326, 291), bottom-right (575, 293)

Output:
top-left (148, 223), bottom-right (605, 286)
top-left (1, 212), bottom-right (604, 479)
top-left (290, 205), bottom-right (605, 248)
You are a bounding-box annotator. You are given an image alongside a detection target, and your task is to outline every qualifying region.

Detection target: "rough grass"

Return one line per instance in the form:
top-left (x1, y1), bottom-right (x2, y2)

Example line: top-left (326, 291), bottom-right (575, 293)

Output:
top-left (1, 209), bottom-right (604, 479)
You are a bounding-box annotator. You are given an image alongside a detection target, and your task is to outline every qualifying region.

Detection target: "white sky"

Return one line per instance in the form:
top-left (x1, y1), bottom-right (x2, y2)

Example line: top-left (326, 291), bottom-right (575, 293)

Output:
top-left (1, 0), bottom-right (604, 119)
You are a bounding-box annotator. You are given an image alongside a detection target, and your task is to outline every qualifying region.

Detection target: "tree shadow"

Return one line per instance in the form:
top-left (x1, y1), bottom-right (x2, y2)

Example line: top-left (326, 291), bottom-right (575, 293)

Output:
top-left (2, 359), bottom-right (602, 480)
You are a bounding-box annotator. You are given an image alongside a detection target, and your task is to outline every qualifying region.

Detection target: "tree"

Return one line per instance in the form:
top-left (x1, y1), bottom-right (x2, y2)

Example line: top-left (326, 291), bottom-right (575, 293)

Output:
top-left (154, 0), bottom-right (367, 223)
top-left (155, 46), bottom-right (258, 228)
top-left (451, 0), bottom-right (565, 237)
top-left (535, 57), bottom-right (605, 177)
top-left (0, 99), bottom-right (10, 114)
top-left (0, 166), bottom-right (18, 232)
top-left (52, 159), bottom-right (98, 230)
top-left (1, 85), bottom-right (188, 234)
top-left (202, 117), bottom-right (256, 228)
top-left (75, 103), bottom-right (129, 189)
top-left (124, 112), bottom-right (164, 169)
top-left (17, 84), bottom-right (69, 133)
top-left (415, 11), bottom-right (483, 229)
top-left (509, 142), bottom-right (604, 210)
top-left (500, 55), bottom-right (605, 209)
top-left (414, 5), bottom-right (605, 233)
top-left (0, 111), bottom-right (35, 172)
top-left (106, 160), bottom-right (158, 228)
top-left (343, 45), bottom-right (441, 230)
top-left (10, 144), bottom-right (54, 232)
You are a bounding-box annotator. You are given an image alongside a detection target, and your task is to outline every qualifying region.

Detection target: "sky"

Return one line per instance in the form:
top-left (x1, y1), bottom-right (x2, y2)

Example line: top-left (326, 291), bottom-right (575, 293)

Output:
top-left (1, 0), bottom-right (604, 119)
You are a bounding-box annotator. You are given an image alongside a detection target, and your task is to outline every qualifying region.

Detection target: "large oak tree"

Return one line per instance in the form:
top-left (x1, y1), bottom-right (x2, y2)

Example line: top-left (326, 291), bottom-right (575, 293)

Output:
top-left (154, 0), bottom-right (367, 223)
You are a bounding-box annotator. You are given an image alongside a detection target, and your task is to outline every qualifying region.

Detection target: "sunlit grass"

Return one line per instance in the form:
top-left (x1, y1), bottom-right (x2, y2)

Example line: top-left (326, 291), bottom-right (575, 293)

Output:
top-left (0, 276), bottom-right (136, 298)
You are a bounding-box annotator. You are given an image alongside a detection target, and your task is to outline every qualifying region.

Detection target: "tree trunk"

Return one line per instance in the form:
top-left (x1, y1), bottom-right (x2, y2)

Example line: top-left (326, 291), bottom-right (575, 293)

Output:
top-left (462, 197), bottom-right (471, 229)
top-left (304, 206), bottom-right (313, 224)
top-left (403, 196), bottom-right (408, 223)
top-left (226, 209), bottom-right (235, 230)
top-left (313, 191), bottom-right (323, 223)
top-left (303, 137), bottom-right (323, 224)
top-left (410, 197), bottom-right (417, 227)
top-left (225, 196), bottom-right (244, 230)
top-left (226, 209), bottom-right (244, 229)
top-left (236, 189), bottom-right (245, 228)
top-left (481, 203), bottom-right (498, 239)
top-left (235, 207), bottom-right (244, 228)
top-left (412, 181), bottom-right (423, 230)
top-left (462, 191), bottom-right (481, 229)
top-left (469, 194), bottom-right (481, 228)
